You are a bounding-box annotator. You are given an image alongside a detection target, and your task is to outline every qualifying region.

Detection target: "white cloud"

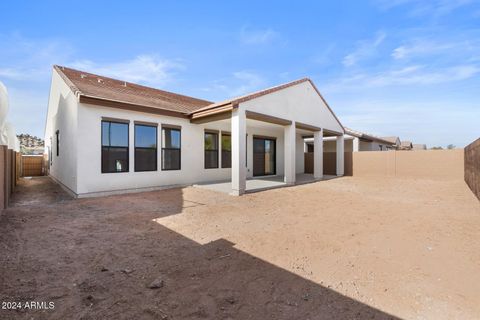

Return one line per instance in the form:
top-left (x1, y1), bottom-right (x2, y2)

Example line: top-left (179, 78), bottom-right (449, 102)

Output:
top-left (327, 64), bottom-right (479, 91)
top-left (0, 33), bottom-right (186, 138)
top-left (0, 33), bottom-right (74, 81)
top-left (0, 68), bottom-right (27, 81)
top-left (240, 26), bottom-right (280, 45)
top-left (373, 64), bottom-right (479, 85)
top-left (201, 71), bottom-right (266, 99)
top-left (374, 0), bottom-right (475, 17)
top-left (70, 55), bottom-right (184, 87)
top-left (390, 39), bottom-right (476, 60)
top-left (0, 33), bottom-right (183, 88)
top-left (342, 31), bottom-right (386, 67)
top-left (335, 97), bottom-right (480, 147)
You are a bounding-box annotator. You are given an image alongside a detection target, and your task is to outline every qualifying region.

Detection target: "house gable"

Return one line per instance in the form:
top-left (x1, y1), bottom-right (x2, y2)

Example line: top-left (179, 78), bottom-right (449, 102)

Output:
top-left (238, 80), bottom-right (344, 134)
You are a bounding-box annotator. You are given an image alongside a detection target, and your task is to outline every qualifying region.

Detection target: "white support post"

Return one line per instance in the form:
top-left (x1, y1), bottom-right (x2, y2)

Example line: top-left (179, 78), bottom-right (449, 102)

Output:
top-left (336, 135), bottom-right (345, 176)
top-left (313, 129), bottom-right (323, 179)
top-left (284, 122), bottom-right (296, 185)
top-left (353, 137), bottom-right (360, 152)
top-left (231, 108), bottom-right (246, 195)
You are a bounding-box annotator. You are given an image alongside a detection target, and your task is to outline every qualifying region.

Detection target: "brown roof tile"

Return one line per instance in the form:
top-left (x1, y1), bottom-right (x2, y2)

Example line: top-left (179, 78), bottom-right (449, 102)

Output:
top-left (54, 66), bottom-right (344, 131)
top-left (54, 65), bottom-right (212, 115)
top-left (381, 136), bottom-right (400, 144)
top-left (344, 127), bottom-right (395, 145)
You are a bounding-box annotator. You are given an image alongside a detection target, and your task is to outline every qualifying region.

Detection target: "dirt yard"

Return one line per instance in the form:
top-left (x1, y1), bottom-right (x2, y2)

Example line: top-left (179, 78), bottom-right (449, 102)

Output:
top-left (1, 176), bottom-right (479, 320)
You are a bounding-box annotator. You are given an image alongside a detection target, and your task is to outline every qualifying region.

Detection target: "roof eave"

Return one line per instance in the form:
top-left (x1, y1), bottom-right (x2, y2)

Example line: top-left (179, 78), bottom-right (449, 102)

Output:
top-left (78, 94), bottom-right (190, 119)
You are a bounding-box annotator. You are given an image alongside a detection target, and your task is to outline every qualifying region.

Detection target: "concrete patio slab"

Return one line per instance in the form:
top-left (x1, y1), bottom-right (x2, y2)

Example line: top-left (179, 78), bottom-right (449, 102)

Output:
top-left (194, 173), bottom-right (338, 194)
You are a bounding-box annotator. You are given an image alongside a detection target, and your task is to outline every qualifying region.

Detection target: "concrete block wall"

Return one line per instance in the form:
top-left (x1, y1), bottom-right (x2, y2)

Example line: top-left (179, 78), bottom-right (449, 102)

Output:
top-left (0, 145), bottom-right (18, 211)
top-left (352, 149), bottom-right (464, 180)
top-left (465, 138), bottom-right (480, 200)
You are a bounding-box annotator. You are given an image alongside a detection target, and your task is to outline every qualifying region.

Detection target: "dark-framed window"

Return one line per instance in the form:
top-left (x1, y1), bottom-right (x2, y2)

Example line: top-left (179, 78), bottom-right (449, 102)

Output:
top-left (221, 133), bottom-right (231, 168)
top-left (204, 131), bottom-right (219, 169)
top-left (162, 126), bottom-right (181, 170)
top-left (101, 120), bottom-right (129, 173)
top-left (135, 124), bottom-right (157, 172)
top-left (55, 130), bottom-right (59, 156)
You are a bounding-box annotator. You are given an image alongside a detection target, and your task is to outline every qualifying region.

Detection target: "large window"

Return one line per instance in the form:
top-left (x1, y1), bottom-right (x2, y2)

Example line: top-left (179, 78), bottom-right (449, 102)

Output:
top-left (221, 133), bottom-right (231, 168)
top-left (204, 131), bottom-right (219, 169)
top-left (162, 126), bottom-right (181, 170)
top-left (135, 124), bottom-right (157, 172)
top-left (101, 120), bottom-right (129, 173)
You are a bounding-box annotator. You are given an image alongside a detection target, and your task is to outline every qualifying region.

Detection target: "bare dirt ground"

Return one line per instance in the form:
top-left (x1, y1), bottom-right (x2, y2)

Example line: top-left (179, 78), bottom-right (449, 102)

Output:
top-left (1, 176), bottom-right (479, 320)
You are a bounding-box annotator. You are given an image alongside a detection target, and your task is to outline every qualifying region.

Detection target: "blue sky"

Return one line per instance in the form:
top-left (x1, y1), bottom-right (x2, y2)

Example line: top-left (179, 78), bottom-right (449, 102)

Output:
top-left (1, 0), bottom-right (479, 147)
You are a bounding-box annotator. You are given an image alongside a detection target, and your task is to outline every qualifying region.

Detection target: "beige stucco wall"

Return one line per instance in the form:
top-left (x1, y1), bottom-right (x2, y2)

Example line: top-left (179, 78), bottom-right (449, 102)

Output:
top-left (324, 139), bottom-right (353, 152)
top-left (352, 149), bottom-right (464, 180)
top-left (464, 138), bottom-right (480, 200)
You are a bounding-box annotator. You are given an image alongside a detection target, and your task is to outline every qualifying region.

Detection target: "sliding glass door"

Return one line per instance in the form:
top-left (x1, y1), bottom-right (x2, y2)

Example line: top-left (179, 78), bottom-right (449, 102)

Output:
top-left (253, 137), bottom-right (276, 176)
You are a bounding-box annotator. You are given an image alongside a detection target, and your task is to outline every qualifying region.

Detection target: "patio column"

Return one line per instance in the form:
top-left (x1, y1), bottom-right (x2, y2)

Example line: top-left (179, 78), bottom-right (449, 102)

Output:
top-left (336, 135), bottom-right (344, 176)
top-left (284, 121), bottom-right (296, 185)
top-left (231, 108), bottom-right (246, 196)
top-left (313, 129), bottom-right (323, 179)
top-left (353, 137), bottom-right (360, 152)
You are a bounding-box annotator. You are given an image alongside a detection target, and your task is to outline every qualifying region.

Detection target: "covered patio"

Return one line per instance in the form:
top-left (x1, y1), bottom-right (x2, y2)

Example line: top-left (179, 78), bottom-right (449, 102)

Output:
top-left (194, 173), bottom-right (338, 194)
top-left (189, 78), bottom-right (345, 196)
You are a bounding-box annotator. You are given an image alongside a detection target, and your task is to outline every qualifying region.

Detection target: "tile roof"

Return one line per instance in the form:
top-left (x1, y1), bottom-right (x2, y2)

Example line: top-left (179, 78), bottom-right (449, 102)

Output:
top-left (54, 65), bottom-right (343, 132)
top-left (381, 136), bottom-right (400, 144)
top-left (344, 127), bottom-right (395, 145)
top-left (54, 65), bottom-right (212, 115)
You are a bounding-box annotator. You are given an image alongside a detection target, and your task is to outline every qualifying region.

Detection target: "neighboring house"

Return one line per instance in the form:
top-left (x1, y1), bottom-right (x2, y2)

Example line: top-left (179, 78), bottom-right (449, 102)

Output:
top-left (343, 128), bottom-right (396, 151)
top-left (381, 136), bottom-right (401, 150)
top-left (305, 127), bottom-right (396, 152)
top-left (400, 141), bottom-right (413, 150)
top-left (45, 66), bottom-right (345, 197)
top-left (412, 144), bottom-right (427, 150)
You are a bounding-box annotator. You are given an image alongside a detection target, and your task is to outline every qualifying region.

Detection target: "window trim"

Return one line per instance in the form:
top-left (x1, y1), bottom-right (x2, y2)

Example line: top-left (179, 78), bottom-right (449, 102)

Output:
top-left (134, 123), bottom-right (158, 172)
top-left (221, 132), bottom-right (231, 169)
top-left (204, 130), bottom-right (219, 169)
top-left (101, 119), bottom-right (130, 174)
top-left (161, 125), bottom-right (181, 171)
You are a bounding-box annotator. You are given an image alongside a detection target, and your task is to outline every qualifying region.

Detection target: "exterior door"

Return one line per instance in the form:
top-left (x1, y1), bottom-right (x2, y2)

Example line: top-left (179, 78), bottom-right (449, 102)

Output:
top-left (253, 137), bottom-right (276, 176)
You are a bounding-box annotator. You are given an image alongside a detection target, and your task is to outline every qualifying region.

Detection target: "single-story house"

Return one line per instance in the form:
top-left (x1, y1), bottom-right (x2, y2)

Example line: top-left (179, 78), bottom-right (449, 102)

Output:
top-left (412, 143), bottom-right (427, 150)
top-left (44, 66), bottom-right (345, 197)
top-left (400, 141), bottom-right (413, 150)
top-left (381, 136), bottom-right (401, 150)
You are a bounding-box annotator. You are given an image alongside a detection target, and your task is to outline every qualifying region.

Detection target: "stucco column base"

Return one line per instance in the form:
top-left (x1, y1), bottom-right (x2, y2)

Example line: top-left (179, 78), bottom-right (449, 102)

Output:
top-left (284, 122), bottom-right (296, 185)
top-left (313, 129), bottom-right (323, 179)
top-left (336, 135), bottom-right (345, 176)
top-left (230, 189), bottom-right (244, 196)
top-left (231, 108), bottom-right (246, 195)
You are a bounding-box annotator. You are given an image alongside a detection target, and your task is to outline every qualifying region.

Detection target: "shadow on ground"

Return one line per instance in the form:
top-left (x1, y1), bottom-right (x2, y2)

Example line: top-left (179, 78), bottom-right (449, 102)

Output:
top-left (0, 177), bottom-right (399, 319)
